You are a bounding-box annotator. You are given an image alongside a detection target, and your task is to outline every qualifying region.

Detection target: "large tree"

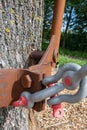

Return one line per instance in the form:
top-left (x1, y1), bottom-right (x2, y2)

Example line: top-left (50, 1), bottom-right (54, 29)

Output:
top-left (73, 0), bottom-right (87, 33)
top-left (62, 0), bottom-right (74, 47)
top-left (43, 0), bottom-right (87, 50)
top-left (0, 0), bottom-right (44, 130)
top-left (59, 0), bottom-right (87, 50)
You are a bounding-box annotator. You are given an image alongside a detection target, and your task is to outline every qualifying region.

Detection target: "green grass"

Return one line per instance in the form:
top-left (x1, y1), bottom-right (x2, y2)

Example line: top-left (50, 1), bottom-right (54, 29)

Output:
top-left (59, 47), bottom-right (87, 67)
top-left (42, 41), bottom-right (87, 67)
top-left (59, 54), bottom-right (87, 67)
top-left (59, 48), bottom-right (87, 60)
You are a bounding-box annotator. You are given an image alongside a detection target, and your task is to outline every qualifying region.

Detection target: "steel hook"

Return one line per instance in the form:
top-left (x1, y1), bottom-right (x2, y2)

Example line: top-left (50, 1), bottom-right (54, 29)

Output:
top-left (42, 63), bottom-right (81, 85)
top-left (13, 63), bottom-right (87, 112)
top-left (47, 63), bottom-right (87, 106)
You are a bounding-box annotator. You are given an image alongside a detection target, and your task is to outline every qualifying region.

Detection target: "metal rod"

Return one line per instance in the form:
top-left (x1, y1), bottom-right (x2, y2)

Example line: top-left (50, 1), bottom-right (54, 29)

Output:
top-left (39, 0), bottom-right (66, 65)
top-left (51, 0), bottom-right (66, 46)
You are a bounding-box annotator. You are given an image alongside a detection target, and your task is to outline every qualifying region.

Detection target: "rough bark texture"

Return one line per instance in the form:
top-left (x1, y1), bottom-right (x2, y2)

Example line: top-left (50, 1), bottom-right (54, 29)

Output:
top-left (0, 0), bottom-right (43, 68)
top-left (0, 0), bottom-right (44, 130)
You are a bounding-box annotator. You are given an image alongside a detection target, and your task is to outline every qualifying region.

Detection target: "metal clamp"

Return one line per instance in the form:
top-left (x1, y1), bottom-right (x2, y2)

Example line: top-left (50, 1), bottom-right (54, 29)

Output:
top-left (43, 63), bottom-right (87, 106)
top-left (0, 0), bottom-right (66, 112)
top-left (13, 63), bottom-right (87, 112)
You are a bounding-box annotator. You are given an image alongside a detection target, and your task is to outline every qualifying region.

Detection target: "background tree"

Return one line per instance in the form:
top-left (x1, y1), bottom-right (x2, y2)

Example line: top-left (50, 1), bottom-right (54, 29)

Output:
top-left (61, 0), bottom-right (87, 51)
top-left (43, 0), bottom-right (87, 52)
top-left (0, 0), bottom-right (44, 130)
top-left (42, 0), bottom-right (54, 50)
top-left (73, 0), bottom-right (87, 33)
top-left (62, 0), bottom-right (74, 48)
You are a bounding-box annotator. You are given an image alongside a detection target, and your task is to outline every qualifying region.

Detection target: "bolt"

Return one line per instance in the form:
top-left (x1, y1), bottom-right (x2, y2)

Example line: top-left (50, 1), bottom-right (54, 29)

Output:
top-left (21, 74), bottom-right (32, 88)
top-left (47, 83), bottom-right (64, 118)
top-left (13, 96), bottom-right (28, 107)
top-left (52, 104), bottom-right (65, 118)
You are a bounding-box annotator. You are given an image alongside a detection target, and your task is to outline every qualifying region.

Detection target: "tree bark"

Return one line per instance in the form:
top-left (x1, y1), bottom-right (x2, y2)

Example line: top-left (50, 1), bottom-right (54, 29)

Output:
top-left (0, 0), bottom-right (44, 130)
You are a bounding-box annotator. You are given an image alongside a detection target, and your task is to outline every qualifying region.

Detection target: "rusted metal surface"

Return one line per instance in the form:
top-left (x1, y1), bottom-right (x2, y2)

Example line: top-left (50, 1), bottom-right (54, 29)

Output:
top-left (0, 0), bottom-right (66, 111)
top-left (0, 64), bottom-right (51, 111)
top-left (30, 50), bottom-right (44, 64)
top-left (21, 74), bottom-right (32, 88)
top-left (39, 0), bottom-right (66, 65)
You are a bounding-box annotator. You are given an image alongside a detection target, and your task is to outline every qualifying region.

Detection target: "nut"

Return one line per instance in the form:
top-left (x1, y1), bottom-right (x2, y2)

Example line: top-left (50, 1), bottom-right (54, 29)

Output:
top-left (21, 75), bottom-right (32, 88)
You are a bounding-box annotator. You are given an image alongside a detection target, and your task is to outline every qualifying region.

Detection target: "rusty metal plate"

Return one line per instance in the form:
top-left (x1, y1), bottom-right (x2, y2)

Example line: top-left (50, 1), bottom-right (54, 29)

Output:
top-left (0, 69), bottom-right (41, 110)
top-left (0, 64), bottom-right (51, 111)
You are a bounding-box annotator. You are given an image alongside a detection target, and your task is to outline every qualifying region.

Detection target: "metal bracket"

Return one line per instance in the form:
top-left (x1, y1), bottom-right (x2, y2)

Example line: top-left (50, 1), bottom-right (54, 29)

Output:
top-left (0, 0), bottom-right (66, 111)
top-left (12, 63), bottom-right (87, 118)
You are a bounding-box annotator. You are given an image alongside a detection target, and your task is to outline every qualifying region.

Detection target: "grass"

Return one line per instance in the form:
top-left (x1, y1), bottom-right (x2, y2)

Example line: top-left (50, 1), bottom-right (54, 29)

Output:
top-left (59, 48), bottom-right (87, 60)
top-left (59, 47), bottom-right (87, 67)
top-left (59, 54), bottom-right (87, 67)
top-left (42, 41), bottom-right (87, 67)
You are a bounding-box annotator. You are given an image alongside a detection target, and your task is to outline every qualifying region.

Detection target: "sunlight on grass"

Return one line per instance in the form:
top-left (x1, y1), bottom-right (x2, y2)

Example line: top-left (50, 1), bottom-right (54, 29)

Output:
top-left (59, 55), bottom-right (87, 67)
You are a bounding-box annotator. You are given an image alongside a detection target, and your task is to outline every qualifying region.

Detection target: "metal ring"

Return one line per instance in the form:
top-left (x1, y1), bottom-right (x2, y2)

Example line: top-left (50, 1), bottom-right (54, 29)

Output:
top-left (47, 64), bottom-right (87, 106)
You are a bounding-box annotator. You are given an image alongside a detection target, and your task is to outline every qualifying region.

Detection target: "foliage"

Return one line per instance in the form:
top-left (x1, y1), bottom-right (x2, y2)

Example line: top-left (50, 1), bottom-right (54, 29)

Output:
top-left (61, 0), bottom-right (87, 48)
top-left (73, 0), bottom-right (87, 33)
top-left (59, 46), bottom-right (87, 67)
top-left (60, 31), bottom-right (87, 51)
top-left (43, 0), bottom-right (54, 30)
top-left (43, 0), bottom-right (54, 42)
top-left (43, 0), bottom-right (87, 52)
top-left (63, 0), bottom-right (87, 32)
top-left (59, 47), bottom-right (87, 59)
top-left (42, 39), bottom-right (49, 50)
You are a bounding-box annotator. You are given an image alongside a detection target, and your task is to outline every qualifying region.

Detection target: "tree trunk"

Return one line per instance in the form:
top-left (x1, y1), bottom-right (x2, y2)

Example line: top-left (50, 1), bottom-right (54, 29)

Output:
top-left (0, 0), bottom-right (44, 130)
top-left (62, 6), bottom-right (73, 48)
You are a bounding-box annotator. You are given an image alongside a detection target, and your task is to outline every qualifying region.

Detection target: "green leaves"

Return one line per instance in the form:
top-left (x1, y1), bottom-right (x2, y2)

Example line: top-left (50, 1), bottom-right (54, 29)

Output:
top-left (43, 0), bottom-right (87, 51)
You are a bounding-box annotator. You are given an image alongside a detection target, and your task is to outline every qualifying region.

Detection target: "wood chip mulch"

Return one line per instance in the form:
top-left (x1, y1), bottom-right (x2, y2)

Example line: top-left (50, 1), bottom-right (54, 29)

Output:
top-left (37, 98), bottom-right (87, 130)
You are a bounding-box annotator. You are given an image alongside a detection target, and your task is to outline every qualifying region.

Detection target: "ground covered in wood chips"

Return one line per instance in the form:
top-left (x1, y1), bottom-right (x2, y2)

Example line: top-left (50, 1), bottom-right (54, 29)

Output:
top-left (37, 97), bottom-right (87, 130)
